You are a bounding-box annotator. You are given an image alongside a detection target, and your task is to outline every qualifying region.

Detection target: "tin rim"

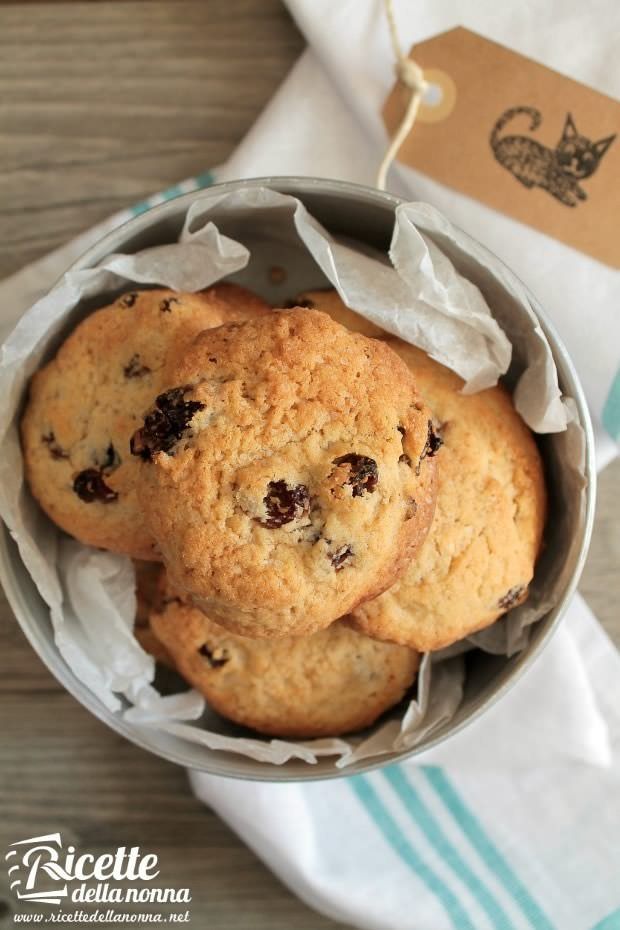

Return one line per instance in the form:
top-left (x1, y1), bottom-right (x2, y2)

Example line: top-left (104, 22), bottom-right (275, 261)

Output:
top-left (0, 176), bottom-right (597, 781)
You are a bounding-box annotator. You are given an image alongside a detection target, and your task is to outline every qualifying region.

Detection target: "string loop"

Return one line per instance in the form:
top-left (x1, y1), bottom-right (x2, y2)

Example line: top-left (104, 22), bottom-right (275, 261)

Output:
top-left (395, 58), bottom-right (427, 94)
top-left (376, 0), bottom-right (427, 190)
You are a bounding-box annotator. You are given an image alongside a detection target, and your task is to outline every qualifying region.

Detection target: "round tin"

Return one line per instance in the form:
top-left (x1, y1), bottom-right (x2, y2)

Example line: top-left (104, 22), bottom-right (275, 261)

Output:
top-left (0, 178), bottom-right (596, 780)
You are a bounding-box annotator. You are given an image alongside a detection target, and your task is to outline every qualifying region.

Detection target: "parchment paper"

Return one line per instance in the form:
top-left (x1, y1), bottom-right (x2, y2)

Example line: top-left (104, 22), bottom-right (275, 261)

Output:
top-left (0, 189), bottom-right (584, 767)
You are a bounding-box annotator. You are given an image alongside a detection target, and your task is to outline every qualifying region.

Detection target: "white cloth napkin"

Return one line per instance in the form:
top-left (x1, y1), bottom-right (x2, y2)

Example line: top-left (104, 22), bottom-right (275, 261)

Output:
top-left (1, 2), bottom-right (619, 927)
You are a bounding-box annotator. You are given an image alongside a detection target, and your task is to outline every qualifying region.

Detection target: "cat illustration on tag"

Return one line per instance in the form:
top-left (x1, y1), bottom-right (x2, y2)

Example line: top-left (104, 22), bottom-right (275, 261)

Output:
top-left (490, 107), bottom-right (615, 207)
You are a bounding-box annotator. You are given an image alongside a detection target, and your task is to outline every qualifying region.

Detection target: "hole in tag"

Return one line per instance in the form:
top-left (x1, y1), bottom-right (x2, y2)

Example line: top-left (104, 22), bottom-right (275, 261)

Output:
top-left (417, 68), bottom-right (457, 123)
top-left (423, 83), bottom-right (443, 107)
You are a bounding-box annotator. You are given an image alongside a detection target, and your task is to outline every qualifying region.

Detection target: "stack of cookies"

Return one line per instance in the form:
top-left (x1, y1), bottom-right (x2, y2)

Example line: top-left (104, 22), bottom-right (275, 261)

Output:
top-left (21, 282), bottom-right (546, 739)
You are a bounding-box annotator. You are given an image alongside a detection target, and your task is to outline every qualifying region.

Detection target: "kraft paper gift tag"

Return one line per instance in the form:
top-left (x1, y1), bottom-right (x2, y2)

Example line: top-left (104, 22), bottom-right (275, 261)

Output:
top-left (383, 27), bottom-right (619, 267)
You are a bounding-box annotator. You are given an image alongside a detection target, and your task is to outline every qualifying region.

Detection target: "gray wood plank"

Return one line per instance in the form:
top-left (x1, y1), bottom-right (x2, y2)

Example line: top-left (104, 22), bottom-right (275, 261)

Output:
top-left (0, 1), bottom-right (304, 277)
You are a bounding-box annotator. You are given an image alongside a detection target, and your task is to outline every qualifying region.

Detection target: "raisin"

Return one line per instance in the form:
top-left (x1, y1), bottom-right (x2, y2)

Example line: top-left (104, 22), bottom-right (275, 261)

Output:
top-left (198, 643), bottom-right (230, 668)
top-left (98, 442), bottom-right (121, 472)
top-left (405, 498), bottom-right (417, 520)
top-left (283, 297), bottom-right (315, 309)
top-left (427, 425), bottom-right (443, 456)
top-left (397, 426), bottom-right (412, 466)
top-left (160, 297), bottom-right (180, 313)
top-left (331, 454), bottom-right (378, 497)
top-left (73, 468), bottom-right (118, 503)
top-left (258, 480), bottom-right (310, 528)
top-left (123, 354), bottom-right (151, 378)
top-left (416, 420), bottom-right (443, 474)
top-left (498, 585), bottom-right (527, 610)
top-left (330, 544), bottom-right (353, 571)
top-left (423, 420), bottom-right (443, 457)
top-left (41, 431), bottom-right (68, 460)
top-left (130, 386), bottom-right (204, 461)
top-left (120, 292), bottom-right (139, 308)
top-left (74, 444), bottom-right (119, 501)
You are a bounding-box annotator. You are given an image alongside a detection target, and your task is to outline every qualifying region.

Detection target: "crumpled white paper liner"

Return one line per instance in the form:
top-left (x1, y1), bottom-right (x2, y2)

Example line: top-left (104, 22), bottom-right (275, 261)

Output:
top-left (0, 189), bottom-right (583, 767)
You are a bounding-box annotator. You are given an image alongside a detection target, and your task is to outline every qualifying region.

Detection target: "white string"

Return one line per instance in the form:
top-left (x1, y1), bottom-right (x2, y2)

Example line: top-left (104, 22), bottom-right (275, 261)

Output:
top-left (376, 0), bottom-right (428, 190)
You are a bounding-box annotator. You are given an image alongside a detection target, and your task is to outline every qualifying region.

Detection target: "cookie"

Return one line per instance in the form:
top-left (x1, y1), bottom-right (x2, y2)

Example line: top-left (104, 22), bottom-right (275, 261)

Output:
top-left (292, 288), bottom-right (386, 339)
top-left (134, 559), bottom-right (163, 627)
top-left (133, 560), bottom-right (173, 666)
top-left (149, 590), bottom-right (420, 738)
top-left (132, 308), bottom-right (438, 637)
top-left (133, 559), bottom-right (168, 667)
top-left (351, 338), bottom-right (547, 651)
top-left (21, 284), bottom-right (270, 559)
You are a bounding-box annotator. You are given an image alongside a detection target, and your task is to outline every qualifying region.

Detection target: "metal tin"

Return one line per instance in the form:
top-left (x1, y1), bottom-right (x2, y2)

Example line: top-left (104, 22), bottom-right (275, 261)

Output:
top-left (0, 177), bottom-right (597, 781)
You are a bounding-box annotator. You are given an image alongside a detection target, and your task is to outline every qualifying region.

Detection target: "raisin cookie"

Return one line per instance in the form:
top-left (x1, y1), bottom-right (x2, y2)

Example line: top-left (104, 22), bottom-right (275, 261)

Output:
top-left (149, 589), bottom-right (420, 738)
top-left (351, 338), bottom-right (547, 651)
top-left (132, 308), bottom-right (438, 636)
top-left (291, 288), bottom-right (386, 339)
top-left (21, 285), bottom-right (269, 560)
top-left (133, 559), bottom-right (173, 665)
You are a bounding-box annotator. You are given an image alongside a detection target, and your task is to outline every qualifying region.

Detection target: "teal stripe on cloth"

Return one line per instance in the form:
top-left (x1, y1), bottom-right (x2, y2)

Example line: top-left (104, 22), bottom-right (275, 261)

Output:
top-left (129, 199), bottom-right (152, 217)
top-left (160, 183), bottom-right (185, 201)
top-left (592, 909), bottom-right (620, 930)
top-left (422, 767), bottom-right (555, 930)
top-left (602, 367), bottom-right (620, 441)
top-left (128, 171), bottom-right (216, 218)
top-left (192, 170), bottom-right (217, 188)
top-left (383, 767), bottom-right (516, 930)
top-left (349, 775), bottom-right (475, 930)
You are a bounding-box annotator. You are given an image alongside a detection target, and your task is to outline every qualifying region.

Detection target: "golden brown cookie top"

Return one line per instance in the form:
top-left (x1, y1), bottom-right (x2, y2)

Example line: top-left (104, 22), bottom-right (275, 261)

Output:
top-left (133, 308), bottom-right (438, 636)
top-left (149, 591), bottom-right (420, 739)
top-left (21, 285), bottom-right (270, 559)
top-left (351, 338), bottom-right (547, 651)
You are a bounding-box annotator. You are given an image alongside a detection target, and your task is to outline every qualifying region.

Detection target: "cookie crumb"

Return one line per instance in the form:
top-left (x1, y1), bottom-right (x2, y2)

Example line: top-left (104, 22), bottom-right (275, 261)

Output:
top-left (498, 585), bottom-right (527, 610)
top-left (269, 266), bottom-right (287, 285)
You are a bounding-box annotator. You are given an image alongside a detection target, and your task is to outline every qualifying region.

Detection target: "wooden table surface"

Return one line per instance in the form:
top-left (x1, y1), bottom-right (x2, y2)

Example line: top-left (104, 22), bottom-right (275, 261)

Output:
top-left (0, 3), bottom-right (618, 928)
